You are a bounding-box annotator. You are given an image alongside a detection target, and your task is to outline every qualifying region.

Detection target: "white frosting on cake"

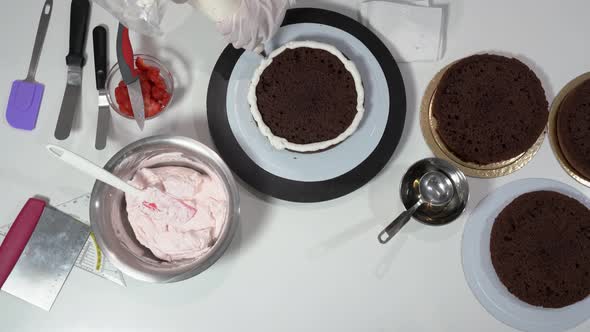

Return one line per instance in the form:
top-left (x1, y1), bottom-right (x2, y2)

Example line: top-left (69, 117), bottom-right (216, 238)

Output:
top-left (247, 41), bottom-right (365, 152)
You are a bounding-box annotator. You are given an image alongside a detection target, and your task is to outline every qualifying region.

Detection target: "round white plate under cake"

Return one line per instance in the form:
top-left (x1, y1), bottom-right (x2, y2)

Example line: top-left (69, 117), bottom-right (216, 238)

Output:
top-left (462, 178), bottom-right (590, 332)
top-left (207, 8), bottom-right (406, 202)
top-left (227, 25), bottom-right (387, 181)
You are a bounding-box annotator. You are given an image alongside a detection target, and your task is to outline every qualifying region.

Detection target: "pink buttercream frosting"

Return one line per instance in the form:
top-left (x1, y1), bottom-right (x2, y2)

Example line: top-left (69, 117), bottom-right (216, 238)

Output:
top-left (125, 166), bottom-right (227, 262)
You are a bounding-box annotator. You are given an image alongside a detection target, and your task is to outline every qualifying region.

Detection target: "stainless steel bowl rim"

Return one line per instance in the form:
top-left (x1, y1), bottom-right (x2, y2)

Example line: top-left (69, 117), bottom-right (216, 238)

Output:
top-left (90, 135), bottom-right (239, 283)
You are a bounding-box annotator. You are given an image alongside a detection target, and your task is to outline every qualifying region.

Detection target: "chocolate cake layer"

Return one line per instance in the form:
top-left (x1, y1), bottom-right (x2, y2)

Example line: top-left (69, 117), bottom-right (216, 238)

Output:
top-left (491, 191), bottom-right (590, 308)
top-left (432, 54), bottom-right (548, 164)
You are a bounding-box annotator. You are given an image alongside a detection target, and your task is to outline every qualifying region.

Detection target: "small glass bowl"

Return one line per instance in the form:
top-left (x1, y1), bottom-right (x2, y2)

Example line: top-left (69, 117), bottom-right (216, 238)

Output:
top-left (105, 54), bottom-right (174, 120)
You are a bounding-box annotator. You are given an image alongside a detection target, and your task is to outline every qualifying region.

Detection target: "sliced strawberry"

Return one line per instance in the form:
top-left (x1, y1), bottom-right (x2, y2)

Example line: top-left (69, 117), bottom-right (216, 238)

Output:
top-left (136, 57), bottom-right (149, 71)
top-left (114, 84), bottom-right (126, 98)
top-left (160, 93), bottom-right (171, 107)
top-left (117, 102), bottom-right (133, 116)
top-left (144, 98), bottom-right (161, 118)
top-left (147, 69), bottom-right (161, 83)
top-left (154, 77), bottom-right (167, 91)
top-left (115, 84), bottom-right (133, 116)
top-left (151, 86), bottom-right (167, 100)
top-left (147, 65), bottom-right (160, 74)
top-left (119, 103), bottom-right (133, 117)
top-left (118, 57), bottom-right (171, 118)
top-left (140, 76), bottom-right (152, 96)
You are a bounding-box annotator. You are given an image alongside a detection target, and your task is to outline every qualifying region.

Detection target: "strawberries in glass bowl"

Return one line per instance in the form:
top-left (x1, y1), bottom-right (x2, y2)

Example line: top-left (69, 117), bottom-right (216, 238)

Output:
top-left (107, 55), bottom-right (174, 120)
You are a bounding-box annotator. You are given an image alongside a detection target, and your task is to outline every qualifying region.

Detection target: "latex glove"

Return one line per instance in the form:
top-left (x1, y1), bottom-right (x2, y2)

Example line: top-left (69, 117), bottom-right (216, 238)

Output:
top-left (94, 0), bottom-right (165, 36)
top-left (213, 0), bottom-right (293, 52)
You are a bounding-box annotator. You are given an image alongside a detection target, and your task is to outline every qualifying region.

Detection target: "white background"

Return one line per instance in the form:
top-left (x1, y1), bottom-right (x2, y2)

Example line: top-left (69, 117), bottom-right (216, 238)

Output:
top-left (1, 0), bottom-right (589, 331)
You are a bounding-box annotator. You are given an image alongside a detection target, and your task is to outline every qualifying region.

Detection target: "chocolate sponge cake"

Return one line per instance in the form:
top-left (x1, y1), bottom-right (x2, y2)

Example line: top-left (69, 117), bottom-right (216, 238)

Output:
top-left (432, 54), bottom-right (548, 165)
top-left (248, 41), bottom-right (365, 153)
top-left (557, 79), bottom-right (590, 180)
top-left (490, 191), bottom-right (590, 308)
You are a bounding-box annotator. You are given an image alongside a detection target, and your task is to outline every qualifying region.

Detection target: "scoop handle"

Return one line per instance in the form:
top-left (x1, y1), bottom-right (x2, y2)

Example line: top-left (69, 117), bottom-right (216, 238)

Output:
top-left (378, 200), bottom-right (422, 244)
top-left (46, 145), bottom-right (142, 196)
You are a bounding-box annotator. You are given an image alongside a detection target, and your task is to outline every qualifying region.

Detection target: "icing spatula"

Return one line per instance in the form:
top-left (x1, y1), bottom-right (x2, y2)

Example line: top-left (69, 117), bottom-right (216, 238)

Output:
top-left (46, 145), bottom-right (197, 224)
top-left (5, 0), bottom-right (52, 130)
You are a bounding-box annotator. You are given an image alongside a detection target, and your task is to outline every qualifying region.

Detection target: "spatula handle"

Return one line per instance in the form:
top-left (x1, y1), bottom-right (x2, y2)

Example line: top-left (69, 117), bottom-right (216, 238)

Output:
top-left (26, 0), bottom-right (52, 81)
top-left (46, 145), bottom-right (142, 196)
top-left (93, 26), bottom-right (107, 90)
top-left (66, 0), bottom-right (90, 67)
top-left (0, 198), bottom-right (46, 288)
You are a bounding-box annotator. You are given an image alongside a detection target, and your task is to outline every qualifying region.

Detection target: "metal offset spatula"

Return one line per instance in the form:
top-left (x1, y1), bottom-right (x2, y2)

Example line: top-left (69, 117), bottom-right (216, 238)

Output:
top-left (93, 26), bottom-right (110, 150)
top-left (0, 198), bottom-right (89, 311)
top-left (54, 0), bottom-right (90, 140)
top-left (5, 0), bottom-right (52, 130)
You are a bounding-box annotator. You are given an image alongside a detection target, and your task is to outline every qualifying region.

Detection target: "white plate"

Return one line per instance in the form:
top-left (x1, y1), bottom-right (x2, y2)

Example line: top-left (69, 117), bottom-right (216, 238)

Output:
top-left (226, 23), bottom-right (389, 182)
top-left (462, 178), bottom-right (590, 332)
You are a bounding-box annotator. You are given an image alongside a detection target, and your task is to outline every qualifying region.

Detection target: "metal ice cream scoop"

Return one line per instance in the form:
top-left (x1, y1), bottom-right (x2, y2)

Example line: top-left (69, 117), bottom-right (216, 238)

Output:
top-left (378, 171), bottom-right (454, 244)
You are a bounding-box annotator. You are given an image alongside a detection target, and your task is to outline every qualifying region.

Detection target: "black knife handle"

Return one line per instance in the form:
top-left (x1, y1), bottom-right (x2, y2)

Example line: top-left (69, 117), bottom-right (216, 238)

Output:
top-left (93, 26), bottom-right (107, 89)
top-left (66, 0), bottom-right (90, 67)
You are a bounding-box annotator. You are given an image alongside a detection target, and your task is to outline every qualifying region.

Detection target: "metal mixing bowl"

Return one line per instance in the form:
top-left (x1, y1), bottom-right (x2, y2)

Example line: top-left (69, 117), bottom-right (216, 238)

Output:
top-left (90, 136), bottom-right (239, 283)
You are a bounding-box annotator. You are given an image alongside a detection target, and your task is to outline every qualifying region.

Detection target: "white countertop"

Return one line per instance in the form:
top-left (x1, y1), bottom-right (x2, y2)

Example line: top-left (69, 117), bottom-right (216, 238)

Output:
top-left (1, 0), bottom-right (589, 331)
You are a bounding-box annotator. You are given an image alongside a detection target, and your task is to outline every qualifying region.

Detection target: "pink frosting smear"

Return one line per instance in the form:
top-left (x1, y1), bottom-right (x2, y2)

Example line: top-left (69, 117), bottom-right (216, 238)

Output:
top-left (138, 187), bottom-right (197, 226)
top-left (125, 166), bottom-right (227, 262)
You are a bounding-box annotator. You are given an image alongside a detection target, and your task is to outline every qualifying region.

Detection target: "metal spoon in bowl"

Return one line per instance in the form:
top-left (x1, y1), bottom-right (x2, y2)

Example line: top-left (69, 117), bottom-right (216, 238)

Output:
top-left (46, 145), bottom-right (196, 224)
top-left (378, 171), bottom-right (454, 244)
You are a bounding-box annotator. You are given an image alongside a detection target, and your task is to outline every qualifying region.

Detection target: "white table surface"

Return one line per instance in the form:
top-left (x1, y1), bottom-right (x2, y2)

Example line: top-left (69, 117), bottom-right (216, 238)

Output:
top-left (1, 0), bottom-right (589, 331)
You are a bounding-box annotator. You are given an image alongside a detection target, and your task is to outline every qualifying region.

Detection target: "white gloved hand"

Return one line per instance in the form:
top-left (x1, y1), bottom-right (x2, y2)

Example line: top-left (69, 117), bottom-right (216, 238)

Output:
top-left (215, 0), bottom-right (293, 52)
top-left (95, 0), bottom-right (291, 45)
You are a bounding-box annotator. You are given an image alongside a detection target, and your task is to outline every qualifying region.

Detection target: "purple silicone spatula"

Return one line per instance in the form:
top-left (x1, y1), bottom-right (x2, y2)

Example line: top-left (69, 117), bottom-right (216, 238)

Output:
top-left (5, 0), bottom-right (52, 130)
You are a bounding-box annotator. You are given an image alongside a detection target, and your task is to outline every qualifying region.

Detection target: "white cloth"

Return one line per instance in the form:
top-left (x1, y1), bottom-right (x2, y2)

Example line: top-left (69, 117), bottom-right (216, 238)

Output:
top-left (359, 1), bottom-right (444, 62)
top-left (216, 0), bottom-right (293, 52)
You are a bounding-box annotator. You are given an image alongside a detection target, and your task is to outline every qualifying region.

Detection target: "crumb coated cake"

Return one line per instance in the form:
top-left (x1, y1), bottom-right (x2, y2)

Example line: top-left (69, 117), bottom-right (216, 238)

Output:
top-left (248, 41), bottom-right (364, 152)
top-left (490, 191), bottom-right (590, 308)
top-left (432, 54), bottom-right (548, 164)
